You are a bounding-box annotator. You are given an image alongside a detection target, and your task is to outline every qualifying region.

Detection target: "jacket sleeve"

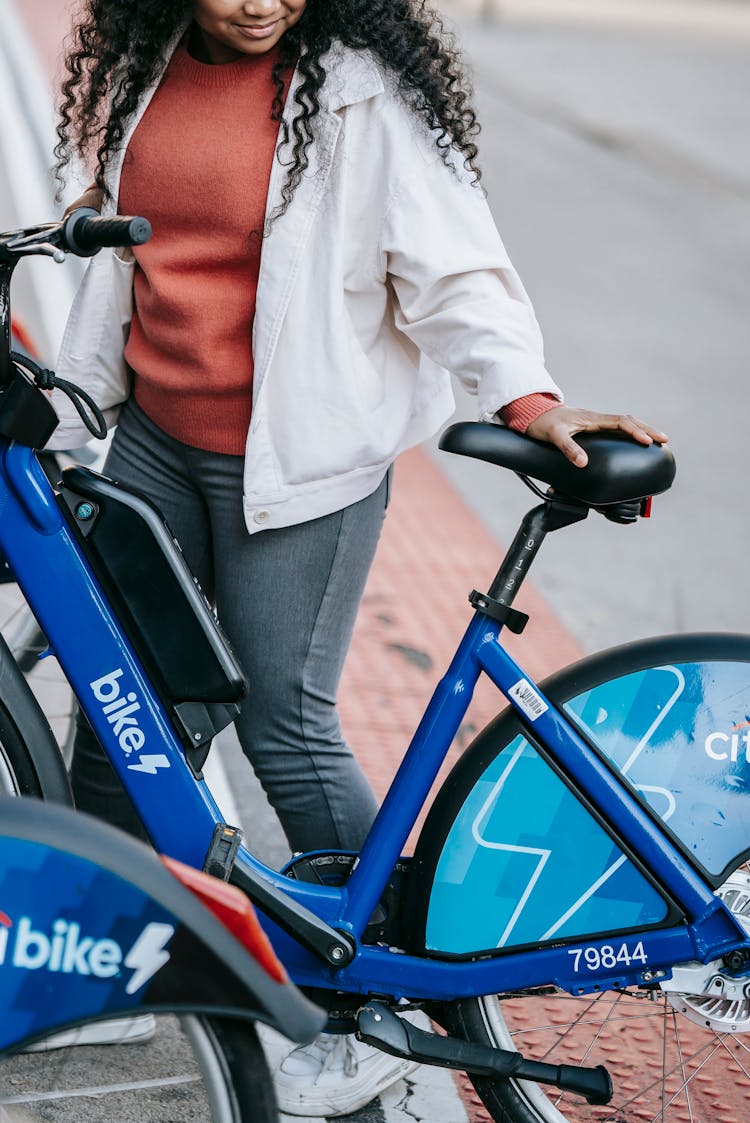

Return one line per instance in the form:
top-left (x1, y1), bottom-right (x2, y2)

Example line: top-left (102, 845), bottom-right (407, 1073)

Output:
top-left (381, 147), bottom-right (563, 422)
top-left (47, 247), bottom-right (134, 450)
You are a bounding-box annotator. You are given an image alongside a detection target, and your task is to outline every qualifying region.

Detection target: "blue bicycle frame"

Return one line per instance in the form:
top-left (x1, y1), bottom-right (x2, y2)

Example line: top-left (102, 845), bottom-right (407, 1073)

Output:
top-left (1, 438), bottom-right (748, 1006)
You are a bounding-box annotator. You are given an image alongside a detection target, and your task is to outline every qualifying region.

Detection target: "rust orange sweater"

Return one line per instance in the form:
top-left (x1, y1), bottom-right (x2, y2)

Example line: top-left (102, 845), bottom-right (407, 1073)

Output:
top-left (119, 41), bottom-right (557, 454)
top-left (118, 43), bottom-right (282, 454)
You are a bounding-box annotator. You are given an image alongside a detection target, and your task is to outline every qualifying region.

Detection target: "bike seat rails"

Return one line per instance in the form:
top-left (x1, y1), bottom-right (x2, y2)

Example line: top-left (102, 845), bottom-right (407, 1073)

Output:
top-left (1, 213), bottom-right (749, 1123)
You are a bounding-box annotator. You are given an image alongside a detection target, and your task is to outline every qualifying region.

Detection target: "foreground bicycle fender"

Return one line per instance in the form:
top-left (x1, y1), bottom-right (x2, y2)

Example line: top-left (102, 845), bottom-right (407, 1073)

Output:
top-left (0, 798), bottom-right (324, 1052)
top-left (410, 633), bottom-right (750, 957)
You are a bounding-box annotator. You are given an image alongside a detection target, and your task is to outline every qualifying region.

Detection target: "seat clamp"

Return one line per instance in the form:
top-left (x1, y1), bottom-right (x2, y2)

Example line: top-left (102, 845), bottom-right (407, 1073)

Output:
top-left (469, 590), bottom-right (529, 635)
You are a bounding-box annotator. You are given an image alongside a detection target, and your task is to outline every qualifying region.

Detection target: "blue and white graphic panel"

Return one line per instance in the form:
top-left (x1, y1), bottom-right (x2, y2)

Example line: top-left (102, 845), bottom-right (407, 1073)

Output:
top-left (426, 736), bottom-right (667, 955)
top-left (565, 661), bottom-right (750, 878)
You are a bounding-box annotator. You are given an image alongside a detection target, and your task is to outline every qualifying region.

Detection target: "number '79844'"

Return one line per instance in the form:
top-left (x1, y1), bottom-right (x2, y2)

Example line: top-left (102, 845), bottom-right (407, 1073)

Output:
top-left (567, 942), bottom-right (648, 973)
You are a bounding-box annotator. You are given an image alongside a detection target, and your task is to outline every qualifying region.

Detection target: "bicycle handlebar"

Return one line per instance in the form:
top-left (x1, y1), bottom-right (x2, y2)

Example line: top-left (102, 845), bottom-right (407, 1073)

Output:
top-left (0, 209), bottom-right (152, 431)
top-left (61, 208), bottom-right (152, 257)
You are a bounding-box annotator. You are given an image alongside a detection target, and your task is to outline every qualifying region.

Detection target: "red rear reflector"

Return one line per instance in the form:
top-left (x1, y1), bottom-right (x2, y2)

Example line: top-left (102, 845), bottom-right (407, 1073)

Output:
top-left (161, 855), bottom-right (287, 983)
top-left (641, 497), bottom-right (653, 518)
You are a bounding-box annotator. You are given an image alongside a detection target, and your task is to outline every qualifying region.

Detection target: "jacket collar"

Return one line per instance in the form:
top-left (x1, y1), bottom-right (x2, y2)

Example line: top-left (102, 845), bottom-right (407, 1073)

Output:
top-left (316, 44), bottom-right (385, 111)
top-left (252, 48), bottom-right (382, 397)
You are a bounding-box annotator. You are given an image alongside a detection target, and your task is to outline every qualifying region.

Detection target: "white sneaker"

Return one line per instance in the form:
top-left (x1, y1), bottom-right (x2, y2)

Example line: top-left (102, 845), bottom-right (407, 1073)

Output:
top-left (275, 1030), bottom-right (420, 1118)
top-left (24, 1013), bottom-right (156, 1052)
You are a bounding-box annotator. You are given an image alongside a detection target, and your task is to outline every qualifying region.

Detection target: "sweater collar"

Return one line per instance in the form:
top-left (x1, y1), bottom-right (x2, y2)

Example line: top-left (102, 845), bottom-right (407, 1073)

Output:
top-left (160, 27), bottom-right (384, 111)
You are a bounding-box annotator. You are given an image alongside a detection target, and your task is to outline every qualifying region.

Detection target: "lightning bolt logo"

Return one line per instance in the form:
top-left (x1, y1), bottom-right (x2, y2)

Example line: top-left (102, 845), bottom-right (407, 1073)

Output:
top-left (124, 922), bottom-right (175, 994)
top-left (127, 755), bottom-right (171, 775)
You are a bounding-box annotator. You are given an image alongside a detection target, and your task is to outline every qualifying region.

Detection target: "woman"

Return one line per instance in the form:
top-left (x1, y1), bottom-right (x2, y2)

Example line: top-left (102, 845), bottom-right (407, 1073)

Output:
top-left (52, 0), bottom-right (667, 1114)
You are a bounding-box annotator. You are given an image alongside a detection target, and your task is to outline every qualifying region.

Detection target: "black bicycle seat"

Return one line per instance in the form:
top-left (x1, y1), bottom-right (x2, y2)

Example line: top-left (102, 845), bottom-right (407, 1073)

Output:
top-left (439, 423), bottom-right (676, 507)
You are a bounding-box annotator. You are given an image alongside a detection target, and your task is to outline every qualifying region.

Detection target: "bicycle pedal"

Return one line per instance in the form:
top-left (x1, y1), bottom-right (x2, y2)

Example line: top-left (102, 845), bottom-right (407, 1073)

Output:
top-left (203, 823), bottom-right (243, 881)
top-left (356, 1001), bottom-right (612, 1106)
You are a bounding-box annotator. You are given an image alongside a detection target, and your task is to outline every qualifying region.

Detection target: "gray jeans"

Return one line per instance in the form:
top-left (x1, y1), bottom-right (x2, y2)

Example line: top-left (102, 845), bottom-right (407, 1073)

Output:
top-left (70, 398), bottom-right (386, 854)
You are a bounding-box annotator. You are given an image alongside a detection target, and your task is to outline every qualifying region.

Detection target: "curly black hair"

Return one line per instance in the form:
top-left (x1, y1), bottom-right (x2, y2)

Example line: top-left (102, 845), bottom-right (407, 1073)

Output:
top-left (55, 0), bottom-right (481, 218)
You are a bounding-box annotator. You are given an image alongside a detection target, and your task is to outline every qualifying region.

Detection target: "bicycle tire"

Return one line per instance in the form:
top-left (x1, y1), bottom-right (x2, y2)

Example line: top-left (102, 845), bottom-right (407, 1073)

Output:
top-left (0, 1013), bottom-right (278, 1122)
top-left (0, 629), bottom-right (71, 802)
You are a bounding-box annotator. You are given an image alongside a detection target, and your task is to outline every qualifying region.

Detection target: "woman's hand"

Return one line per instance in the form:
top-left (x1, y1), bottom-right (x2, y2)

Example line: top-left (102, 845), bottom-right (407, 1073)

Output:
top-left (526, 406), bottom-right (669, 468)
top-left (62, 185), bottom-right (104, 220)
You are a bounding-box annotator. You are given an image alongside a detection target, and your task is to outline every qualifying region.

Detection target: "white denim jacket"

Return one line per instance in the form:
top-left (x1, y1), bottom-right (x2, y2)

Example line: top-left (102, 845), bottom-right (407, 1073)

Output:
top-left (51, 40), bottom-right (562, 533)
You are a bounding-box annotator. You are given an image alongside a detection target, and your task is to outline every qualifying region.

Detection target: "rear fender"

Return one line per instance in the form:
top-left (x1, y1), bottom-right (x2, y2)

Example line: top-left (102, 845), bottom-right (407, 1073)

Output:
top-left (0, 798), bottom-right (324, 1052)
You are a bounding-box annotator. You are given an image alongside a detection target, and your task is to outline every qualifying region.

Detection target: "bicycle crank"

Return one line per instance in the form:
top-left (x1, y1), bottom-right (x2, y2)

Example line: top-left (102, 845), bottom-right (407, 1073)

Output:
top-left (356, 1001), bottom-right (612, 1105)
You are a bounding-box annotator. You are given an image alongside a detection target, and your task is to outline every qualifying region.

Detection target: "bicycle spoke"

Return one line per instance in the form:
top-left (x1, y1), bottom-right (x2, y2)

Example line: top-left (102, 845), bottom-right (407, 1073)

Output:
top-left (659, 998), bottom-right (669, 1123)
top-left (614, 1029), bottom-right (722, 1115)
top-left (672, 1010), bottom-right (695, 1123)
top-left (483, 975), bottom-right (750, 1123)
top-left (536, 992), bottom-right (605, 1061)
top-left (716, 1032), bottom-right (750, 1081)
top-left (507, 998), bottom-right (664, 1038)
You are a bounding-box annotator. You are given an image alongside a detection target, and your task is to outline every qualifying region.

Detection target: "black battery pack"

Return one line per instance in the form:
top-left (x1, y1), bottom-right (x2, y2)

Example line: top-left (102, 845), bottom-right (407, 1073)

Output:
top-left (57, 465), bottom-right (248, 766)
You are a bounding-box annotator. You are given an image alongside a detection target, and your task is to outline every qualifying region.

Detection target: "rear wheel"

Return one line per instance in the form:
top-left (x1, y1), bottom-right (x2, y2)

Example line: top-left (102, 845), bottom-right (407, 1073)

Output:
top-left (446, 865), bottom-right (750, 1123)
top-left (416, 636), bottom-right (750, 1121)
top-left (0, 1013), bottom-right (277, 1121)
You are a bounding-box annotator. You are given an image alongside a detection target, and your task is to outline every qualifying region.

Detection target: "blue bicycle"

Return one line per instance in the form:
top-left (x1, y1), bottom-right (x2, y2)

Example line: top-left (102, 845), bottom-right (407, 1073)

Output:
top-left (0, 211), bottom-right (748, 1123)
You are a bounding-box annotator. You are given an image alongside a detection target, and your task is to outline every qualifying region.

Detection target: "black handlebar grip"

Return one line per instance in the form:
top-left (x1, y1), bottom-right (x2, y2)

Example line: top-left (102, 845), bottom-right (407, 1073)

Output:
top-left (62, 207), bottom-right (152, 257)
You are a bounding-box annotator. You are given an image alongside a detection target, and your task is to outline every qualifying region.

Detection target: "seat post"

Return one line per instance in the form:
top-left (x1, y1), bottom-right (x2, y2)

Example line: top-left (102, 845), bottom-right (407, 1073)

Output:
top-left (487, 496), bottom-right (588, 608)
